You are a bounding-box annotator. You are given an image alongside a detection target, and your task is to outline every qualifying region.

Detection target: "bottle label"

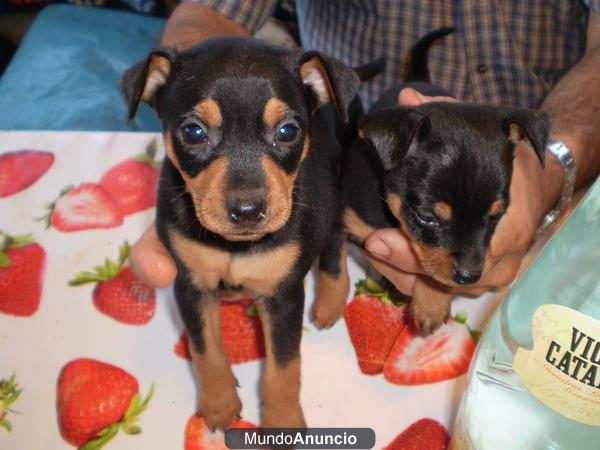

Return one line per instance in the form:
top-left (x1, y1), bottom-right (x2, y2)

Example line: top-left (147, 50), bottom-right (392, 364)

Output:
top-left (513, 304), bottom-right (600, 426)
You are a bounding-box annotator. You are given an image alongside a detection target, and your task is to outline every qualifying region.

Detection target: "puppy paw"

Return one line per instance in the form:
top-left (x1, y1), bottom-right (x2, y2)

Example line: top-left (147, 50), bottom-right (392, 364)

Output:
top-left (310, 298), bottom-right (346, 329)
top-left (262, 404), bottom-right (306, 428)
top-left (199, 388), bottom-right (242, 431)
top-left (310, 271), bottom-right (350, 329)
top-left (410, 300), bottom-right (449, 335)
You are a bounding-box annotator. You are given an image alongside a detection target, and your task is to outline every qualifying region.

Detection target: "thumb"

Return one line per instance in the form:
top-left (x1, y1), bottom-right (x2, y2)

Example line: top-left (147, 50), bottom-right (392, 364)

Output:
top-left (364, 228), bottom-right (422, 273)
top-left (129, 223), bottom-right (177, 288)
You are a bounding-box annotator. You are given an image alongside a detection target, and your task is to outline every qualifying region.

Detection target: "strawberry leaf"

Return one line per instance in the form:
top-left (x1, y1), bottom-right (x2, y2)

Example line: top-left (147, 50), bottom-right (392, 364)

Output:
top-left (141, 384), bottom-right (154, 408)
top-left (146, 139), bottom-right (158, 160)
top-left (68, 272), bottom-right (107, 286)
top-left (59, 185), bottom-right (74, 196)
top-left (0, 233), bottom-right (35, 264)
top-left (0, 374), bottom-right (22, 433)
top-left (0, 418), bottom-right (11, 432)
top-left (117, 242), bottom-right (130, 269)
top-left (470, 330), bottom-right (482, 344)
top-left (354, 276), bottom-right (407, 307)
top-left (80, 423), bottom-right (120, 450)
top-left (0, 252), bottom-right (9, 269)
top-left (132, 140), bottom-right (160, 168)
top-left (123, 394), bottom-right (141, 421)
top-left (120, 385), bottom-right (154, 435)
top-left (123, 425), bottom-right (141, 435)
top-left (246, 303), bottom-right (258, 317)
top-left (4, 234), bottom-right (34, 249)
top-left (365, 276), bottom-right (384, 293)
top-left (454, 311), bottom-right (468, 324)
top-left (69, 242), bottom-right (131, 286)
top-left (451, 312), bottom-right (480, 343)
top-left (1, 373), bottom-right (23, 407)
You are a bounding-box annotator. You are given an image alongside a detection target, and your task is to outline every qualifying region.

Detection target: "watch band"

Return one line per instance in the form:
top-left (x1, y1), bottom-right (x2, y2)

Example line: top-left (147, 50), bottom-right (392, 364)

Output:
top-left (536, 140), bottom-right (577, 236)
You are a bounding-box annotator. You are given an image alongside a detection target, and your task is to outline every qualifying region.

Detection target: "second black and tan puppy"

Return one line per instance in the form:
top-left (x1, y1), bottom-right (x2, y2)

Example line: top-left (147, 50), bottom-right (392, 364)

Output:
top-left (121, 37), bottom-right (369, 429)
top-left (343, 30), bottom-right (550, 333)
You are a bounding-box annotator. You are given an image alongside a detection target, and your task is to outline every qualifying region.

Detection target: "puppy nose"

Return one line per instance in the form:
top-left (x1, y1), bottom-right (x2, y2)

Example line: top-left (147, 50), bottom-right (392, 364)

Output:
top-left (453, 269), bottom-right (482, 285)
top-left (227, 198), bottom-right (266, 224)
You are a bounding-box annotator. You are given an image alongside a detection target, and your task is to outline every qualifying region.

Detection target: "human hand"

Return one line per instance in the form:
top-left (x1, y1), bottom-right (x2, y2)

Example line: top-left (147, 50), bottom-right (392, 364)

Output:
top-left (129, 223), bottom-right (177, 288)
top-left (363, 87), bottom-right (554, 296)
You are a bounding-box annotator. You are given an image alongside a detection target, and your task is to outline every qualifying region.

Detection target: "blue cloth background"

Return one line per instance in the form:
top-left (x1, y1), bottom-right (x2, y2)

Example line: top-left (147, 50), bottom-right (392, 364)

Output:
top-left (0, 5), bottom-right (164, 131)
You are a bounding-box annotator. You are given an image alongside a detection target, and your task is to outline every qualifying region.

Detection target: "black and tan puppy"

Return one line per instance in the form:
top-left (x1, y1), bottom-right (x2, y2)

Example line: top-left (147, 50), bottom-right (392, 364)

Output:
top-left (342, 29), bottom-right (550, 333)
top-left (121, 37), bottom-right (366, 429)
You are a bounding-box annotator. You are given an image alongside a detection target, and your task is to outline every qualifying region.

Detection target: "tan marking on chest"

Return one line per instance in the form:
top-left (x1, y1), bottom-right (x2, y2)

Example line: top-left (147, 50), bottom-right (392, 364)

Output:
top-left (194, 98), bottom-right (223, 128)
top-left (170, 230), bottom-right (299, 297)
top-left (344, 208), bottom-right (375, 243)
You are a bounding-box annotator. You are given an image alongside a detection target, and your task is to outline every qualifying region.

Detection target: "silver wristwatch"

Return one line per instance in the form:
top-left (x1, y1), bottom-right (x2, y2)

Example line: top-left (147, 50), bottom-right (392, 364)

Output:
top-left (536, 140), bottom-right (577, 236)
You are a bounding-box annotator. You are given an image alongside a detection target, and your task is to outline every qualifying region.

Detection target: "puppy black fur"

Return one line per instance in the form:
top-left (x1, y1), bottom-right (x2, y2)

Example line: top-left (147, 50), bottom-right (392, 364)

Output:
top-left (342, 28), bottom-right (550, 333)
top-left (122, 36), bottom-right (375, 429)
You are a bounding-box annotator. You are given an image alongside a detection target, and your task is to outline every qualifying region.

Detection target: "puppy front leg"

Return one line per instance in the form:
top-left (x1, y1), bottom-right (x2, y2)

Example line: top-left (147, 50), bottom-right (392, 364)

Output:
top-left (410, 275), bottom-right (452, 334)
top-left (174, 276), bottom-right (241, 430)
top-left (311, 232), bottom-right (350, 329)
top-left (257, 285), bottom-right (306, 428)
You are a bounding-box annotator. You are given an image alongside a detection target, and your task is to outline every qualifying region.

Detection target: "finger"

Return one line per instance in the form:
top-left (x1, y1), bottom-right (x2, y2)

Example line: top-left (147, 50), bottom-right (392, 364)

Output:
top-left (130, 223), bottom-right (177, 289)
top-left (364, 228), bottom-right (422, 274)
top-left (398, 87), bottom-right (459, 105)
top-left (398, 87), bottom-right (424, 105)
top-left (480, 254), bottom-right (522, 288)
top-left (363, 251), bottom-right (417, 296)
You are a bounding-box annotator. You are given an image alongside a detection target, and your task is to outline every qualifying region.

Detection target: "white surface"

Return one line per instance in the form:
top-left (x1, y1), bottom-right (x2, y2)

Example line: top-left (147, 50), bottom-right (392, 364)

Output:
top-left (0, 131), bottom-right (500, 449)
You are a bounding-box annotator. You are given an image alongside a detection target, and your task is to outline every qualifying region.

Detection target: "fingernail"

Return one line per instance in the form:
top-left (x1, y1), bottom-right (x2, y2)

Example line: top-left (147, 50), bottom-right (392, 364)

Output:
top-left (366, 239), bottom-right (391, 257)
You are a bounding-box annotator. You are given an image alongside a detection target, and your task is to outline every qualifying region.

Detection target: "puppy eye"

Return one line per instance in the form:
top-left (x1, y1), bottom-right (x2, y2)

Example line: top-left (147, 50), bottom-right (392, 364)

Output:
top-left (275, 124), bottom-right (300, 145)
top-left (414, 210), bottom-right (440, 229)
top-left (182, 123), bottom-right (208, 145)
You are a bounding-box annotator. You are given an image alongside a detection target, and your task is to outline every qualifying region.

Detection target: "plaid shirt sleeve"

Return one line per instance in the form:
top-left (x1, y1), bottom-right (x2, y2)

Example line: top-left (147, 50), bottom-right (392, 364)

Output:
top-left (584, 0), bottom-right (600, 12)
top-left (184, 0), bottom-right (279, 33)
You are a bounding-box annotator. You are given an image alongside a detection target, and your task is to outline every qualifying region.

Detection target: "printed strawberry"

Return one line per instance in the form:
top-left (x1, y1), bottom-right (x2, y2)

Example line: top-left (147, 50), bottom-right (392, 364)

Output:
top-left (384, 418), bottom-right (450, 450)
top-left (184, 414), bottom-right (256, 450)
top-left (69, 243), bottom-right (156, 325)
top-left (0, 150), bottom-right (54, 198)
top-left (43, 183), bottom-right (123, 232)
top-left (175, 331), bottom-right (192, 360)
top-left (221, 298), bottom-right (265, 364)
top-left (344, 277), bottom-right (408, 374)
top-left (383, 312), bottom-right (477, 385)
top-left (0, 232), bottom-right (46, 316)
top-left (99, 139), bottom-right (160, 216)
top-left (0, 374), bottom-right (23, 432)
top-left (175, 298), bottom-right (265, 364)
top-left (57, 358), bottom-right (153, 449)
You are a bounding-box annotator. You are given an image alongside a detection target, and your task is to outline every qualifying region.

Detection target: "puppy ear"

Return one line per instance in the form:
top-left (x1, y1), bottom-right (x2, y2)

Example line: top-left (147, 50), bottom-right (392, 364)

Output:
top-left (121, 47), bottom-right (177, 123)
top-left (298, 51), bottom-right (360, 123)
top-left (359, 107), bottom-right (430, 171)
top-left (501, 109), bottom-right (549, 167)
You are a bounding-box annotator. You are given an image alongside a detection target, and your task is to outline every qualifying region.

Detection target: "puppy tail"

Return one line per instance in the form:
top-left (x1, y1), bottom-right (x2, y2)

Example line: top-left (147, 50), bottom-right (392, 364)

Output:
top-left (353, 57), bottom-right (386, 82)
top-left (407, 27), bottom-right (455, 82)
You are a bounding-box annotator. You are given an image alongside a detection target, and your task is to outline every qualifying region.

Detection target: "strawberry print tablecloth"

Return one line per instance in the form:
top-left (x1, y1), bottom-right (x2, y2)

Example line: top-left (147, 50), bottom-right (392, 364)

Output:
top-left (0, 131), bottom-right (507, 450)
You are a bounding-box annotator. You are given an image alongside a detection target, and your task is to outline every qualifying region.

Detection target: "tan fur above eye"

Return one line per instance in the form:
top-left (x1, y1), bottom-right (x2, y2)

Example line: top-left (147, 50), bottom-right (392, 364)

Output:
top-left (194, 98), bottom-right (223, 129)
top-left (434, 201), bottom-right (452, 221)
top-left (263, 97), bottom-right (290, 128)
